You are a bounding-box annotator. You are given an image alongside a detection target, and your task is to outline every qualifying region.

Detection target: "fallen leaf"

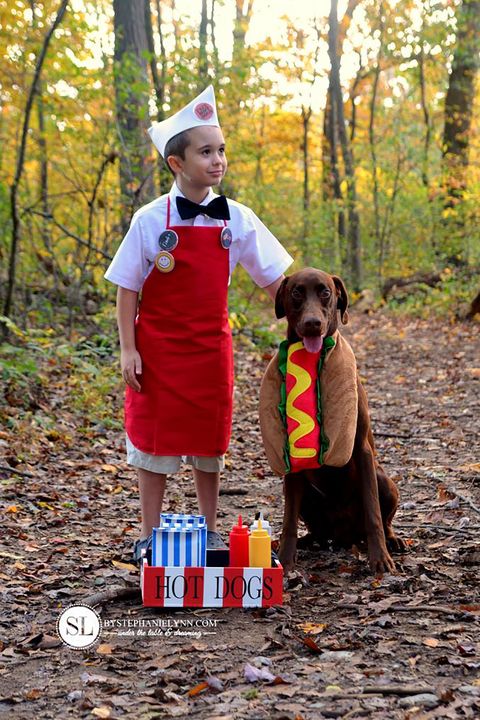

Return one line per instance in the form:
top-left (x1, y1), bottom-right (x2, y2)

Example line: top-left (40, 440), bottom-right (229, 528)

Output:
top-left (457, 643), bottom-right (475, 656)
top-left (438, 485), bottom-right (456, 502)
top-left (111, 560), bottom-right (137, 572)
top-left (39, 634), bottom-right (62, 649)
top-left (458, 462), bottom-right (480, 473)
top-left (206, 676), bottom-right (223, 691)
top-left (301, 636), bottom-right (322, 654)
top-left (459, 605), bottom-right (480, 613)
top-left (297, 622), bottom-right (327, 635)
top-left (25, 689), bottom-right (42, 700)
top-left (187, 682), bottom-right (209, 697)
top-left (466, 368), bottom-right (480, 378)
top-left (81, 672), bottom-right (116, 685)
top-left (423, 638), bottom-right (439, 648)
top-left (37, 501), bottom-right (55, 510)
top-left (244, 663), bottom-right (275, 682)
top-left (91, 707), bottom-right (111, 719)
top-left (97, 644), bottom-right (113, 655)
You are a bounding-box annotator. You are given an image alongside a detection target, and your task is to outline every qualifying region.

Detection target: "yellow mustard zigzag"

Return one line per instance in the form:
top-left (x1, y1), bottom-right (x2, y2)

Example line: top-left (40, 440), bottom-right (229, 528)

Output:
top-left (286, 342), bottom-right (316, 459)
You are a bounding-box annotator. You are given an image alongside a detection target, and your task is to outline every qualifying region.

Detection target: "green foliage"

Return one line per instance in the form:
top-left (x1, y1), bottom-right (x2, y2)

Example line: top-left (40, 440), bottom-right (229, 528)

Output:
top-left (385, 269), bottom-right (478, 318)
top-left (0, 314), bottom-right (123, 436)
top-left (0, 343), bottom-right (44, 401)
top-left (229, 266), bottom-right (285, 350)
top-left (0, 0), bottom-right (479, 327)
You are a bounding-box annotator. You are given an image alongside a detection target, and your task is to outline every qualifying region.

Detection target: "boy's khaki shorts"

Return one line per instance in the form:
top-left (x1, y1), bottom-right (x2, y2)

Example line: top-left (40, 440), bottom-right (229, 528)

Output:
top-left (125, 435), bottom-right (224, 473)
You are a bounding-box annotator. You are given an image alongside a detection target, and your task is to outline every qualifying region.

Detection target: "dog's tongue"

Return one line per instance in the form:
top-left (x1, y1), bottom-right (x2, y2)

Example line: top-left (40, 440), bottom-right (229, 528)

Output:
top-left (302, 335), bottom-right (324, 353)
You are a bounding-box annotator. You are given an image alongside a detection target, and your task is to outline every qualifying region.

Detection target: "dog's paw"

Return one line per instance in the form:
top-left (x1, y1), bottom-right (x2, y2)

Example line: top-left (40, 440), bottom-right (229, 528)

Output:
top-left (368, 547), bottom-right (396, 575)
top-left (283, 567), bottom-right (308, 591)
top-left (386, 533), bottom-right (408, 554)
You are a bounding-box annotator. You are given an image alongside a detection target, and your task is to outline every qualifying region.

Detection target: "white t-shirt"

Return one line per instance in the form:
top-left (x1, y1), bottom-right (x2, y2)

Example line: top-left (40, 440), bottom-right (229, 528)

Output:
top-left (104, 183), bottom-right (293, 291)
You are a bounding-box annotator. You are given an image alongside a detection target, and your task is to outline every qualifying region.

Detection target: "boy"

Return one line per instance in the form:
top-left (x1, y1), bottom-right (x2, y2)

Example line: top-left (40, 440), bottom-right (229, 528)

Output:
top-left (105, 86), bottom-right (293, 563)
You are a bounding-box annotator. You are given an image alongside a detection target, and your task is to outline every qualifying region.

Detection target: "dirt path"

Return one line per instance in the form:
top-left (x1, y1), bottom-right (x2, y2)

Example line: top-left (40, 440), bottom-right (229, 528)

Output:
top-left (1, 313), bottom-right (479, 719)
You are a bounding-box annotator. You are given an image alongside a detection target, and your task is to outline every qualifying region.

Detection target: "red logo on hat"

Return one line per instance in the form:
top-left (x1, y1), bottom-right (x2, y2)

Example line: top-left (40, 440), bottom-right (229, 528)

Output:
top-left (194, 102), bottom-right (214, 120)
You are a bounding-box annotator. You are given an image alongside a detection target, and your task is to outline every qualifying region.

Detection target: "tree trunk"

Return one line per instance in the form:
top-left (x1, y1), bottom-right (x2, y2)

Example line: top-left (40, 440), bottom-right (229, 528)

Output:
top-left (210, 0), bottom-right (220, 77)
top-left (328, 0), bottom-right (362, 290)
top-left (222, 0), bottom-right (255, 200)
top-left (113, 0), bottom-right (154, 234)
top-left (302, 106), bottom-right (311, 243)
top-left (146, 0), bottom-right (164, 118)
top-left (442, 0), bottom-right (480, 206)
top-left (146, 0), bottom-right (170, 194)
top-left (368, 4), bottom-right (383, 280)
top-left (349, 62), bottom-right (366, 143)
top-left (418, 44), bottom-right (431, 190)
top-left (232, 0), bottom-right (254, 75)
top-left (35, 85), bottom-right (59, 305)
top-left (199, 0), bottom-right (209, 84)
top-left (3, 0), bottom-right (69, 327)
top-left (36, 89), bottom-right (49, 250)
top-left (323, 82), bottom-right (346, 268)
top-left (300, 19), bottom-right (321, 258)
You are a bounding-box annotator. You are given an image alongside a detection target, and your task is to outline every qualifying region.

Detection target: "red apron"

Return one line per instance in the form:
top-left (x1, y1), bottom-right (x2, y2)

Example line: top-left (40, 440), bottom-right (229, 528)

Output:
top-left (125, 198), bottom-right (233, 456)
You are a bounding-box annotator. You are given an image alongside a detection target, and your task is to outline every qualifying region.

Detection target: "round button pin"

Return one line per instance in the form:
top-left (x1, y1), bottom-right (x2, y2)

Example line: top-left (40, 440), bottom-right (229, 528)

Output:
top-left (220, 227), bottom-right (232, 249)
top-left (158, 229), bottom-right (178, 251)
top-left (155, 251), bottom-right (175, 273)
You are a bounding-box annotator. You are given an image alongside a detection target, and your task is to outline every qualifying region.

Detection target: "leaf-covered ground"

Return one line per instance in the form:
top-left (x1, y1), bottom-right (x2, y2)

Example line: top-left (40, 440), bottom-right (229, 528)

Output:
top-left (0, 312), bottom-right (479, 719)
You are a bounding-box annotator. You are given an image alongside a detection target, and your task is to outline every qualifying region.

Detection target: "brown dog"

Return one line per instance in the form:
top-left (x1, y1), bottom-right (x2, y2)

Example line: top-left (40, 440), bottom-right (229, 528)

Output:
top-left (262, 268), bottom-right (405, 574)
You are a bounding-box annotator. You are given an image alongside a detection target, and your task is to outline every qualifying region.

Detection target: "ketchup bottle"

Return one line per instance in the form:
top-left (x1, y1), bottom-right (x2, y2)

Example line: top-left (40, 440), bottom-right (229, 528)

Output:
top-left (229, 514), bottom-right (249, 567)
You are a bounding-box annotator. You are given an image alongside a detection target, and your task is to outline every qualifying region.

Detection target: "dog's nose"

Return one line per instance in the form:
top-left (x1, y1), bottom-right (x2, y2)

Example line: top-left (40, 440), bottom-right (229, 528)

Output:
top-left (303, 318), bottom-right (321, 332)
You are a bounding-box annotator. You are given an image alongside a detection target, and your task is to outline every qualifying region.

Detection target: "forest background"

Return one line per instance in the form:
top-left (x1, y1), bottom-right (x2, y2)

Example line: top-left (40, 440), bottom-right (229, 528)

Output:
top-left (0, 0), bottom-right (479, 430)
top-left (1, 6), bottom-right (479, 715)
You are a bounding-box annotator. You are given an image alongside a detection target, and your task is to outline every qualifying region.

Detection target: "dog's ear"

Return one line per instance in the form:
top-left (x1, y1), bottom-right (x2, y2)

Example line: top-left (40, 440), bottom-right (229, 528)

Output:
top-left (332, 275), bottom-right (349, 325)
top-left (274, 276), bottom-right (289, 319)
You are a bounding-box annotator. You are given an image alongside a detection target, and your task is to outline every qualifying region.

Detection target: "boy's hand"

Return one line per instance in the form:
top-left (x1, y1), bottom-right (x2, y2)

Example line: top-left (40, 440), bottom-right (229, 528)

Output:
top-left (121, 349), bottom-right (142, 392)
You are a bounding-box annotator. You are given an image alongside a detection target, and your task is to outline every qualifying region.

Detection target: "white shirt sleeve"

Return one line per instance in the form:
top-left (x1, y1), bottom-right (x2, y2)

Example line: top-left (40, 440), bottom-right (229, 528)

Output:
top-left (235, 206), bottom-right (293, 288)
top-left (104, 214), bottom-right (150, 292)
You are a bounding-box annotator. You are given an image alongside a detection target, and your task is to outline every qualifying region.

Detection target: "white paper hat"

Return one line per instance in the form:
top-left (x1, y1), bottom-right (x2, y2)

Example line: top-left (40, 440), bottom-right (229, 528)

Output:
top-left (148, 85), bottom-right (220, 158)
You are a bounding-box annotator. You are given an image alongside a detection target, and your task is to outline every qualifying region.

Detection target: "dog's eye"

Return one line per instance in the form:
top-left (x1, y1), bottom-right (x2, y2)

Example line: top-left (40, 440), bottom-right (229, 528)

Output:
top-left (291, 288), bottom-right (303, 300)
top-left (320, 288), bottom-right (331, 298)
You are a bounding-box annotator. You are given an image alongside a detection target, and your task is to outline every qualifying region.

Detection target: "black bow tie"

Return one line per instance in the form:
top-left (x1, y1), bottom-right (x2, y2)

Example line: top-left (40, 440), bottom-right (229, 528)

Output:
top-left (176, 195), bottom-right (230, 221)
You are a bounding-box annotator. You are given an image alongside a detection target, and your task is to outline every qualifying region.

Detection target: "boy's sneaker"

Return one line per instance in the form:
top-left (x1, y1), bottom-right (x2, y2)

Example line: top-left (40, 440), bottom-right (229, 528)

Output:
top-left (133, 535), bottom-right (152, 566)
top-left (207, 531), bottom-right (227, 549)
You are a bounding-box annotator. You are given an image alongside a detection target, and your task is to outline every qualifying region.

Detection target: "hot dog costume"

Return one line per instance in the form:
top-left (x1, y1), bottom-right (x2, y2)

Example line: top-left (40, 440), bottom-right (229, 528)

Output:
top-left (259, 332), bottom-right (359, 476)
top-left (105, 86), bottom-right (293, 462)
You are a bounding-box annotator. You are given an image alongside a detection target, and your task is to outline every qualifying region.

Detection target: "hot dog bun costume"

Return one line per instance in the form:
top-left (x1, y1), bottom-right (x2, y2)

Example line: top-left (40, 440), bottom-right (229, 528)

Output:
top-left (105, 86), bottom-right (293, 460)
top-left (259, 331), bottom-right (359, 476)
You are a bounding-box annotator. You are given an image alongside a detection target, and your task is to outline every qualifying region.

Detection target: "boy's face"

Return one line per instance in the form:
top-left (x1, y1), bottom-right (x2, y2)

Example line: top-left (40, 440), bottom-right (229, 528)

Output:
top-left (169, 126), bottom-right (227, 190)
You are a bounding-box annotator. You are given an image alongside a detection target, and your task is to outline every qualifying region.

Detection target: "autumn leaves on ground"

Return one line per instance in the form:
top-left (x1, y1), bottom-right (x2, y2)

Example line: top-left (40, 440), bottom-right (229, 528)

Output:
top-left (0, 311), bottom-right (479, 719)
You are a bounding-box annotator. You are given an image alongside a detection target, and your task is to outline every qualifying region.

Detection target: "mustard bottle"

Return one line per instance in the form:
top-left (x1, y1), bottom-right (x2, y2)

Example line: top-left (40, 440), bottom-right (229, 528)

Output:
top-left (248, 518), bottom-right (271, 568)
